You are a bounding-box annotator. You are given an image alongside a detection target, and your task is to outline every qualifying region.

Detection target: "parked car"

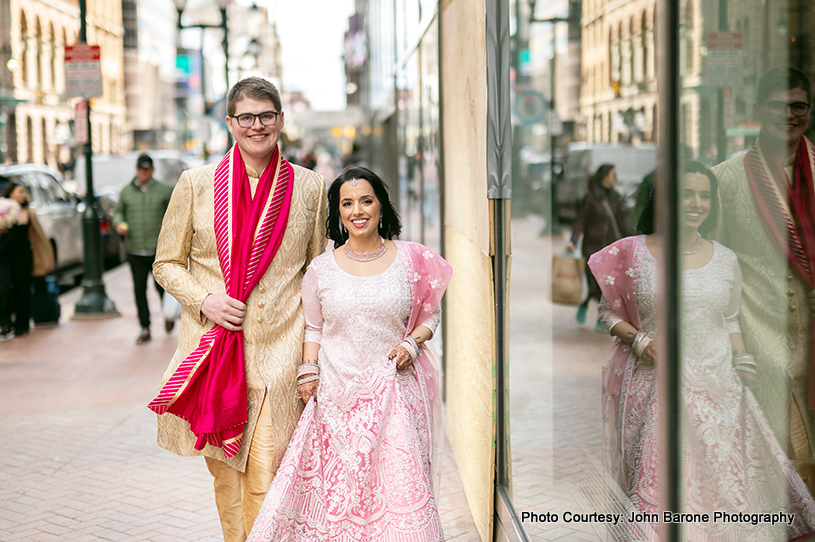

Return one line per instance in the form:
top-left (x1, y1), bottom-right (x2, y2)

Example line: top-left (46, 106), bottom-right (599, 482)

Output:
top-left (0, 164), bottom-right (83, 270)
top-left (91, 187), bottom-right (127, 267)
top-left (557, 142), bottom-right (658, 224)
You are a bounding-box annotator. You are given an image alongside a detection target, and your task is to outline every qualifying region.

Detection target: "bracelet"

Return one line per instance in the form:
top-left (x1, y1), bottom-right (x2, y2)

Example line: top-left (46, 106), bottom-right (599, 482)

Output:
top-left (401, 341), bottom-right (417, 362)
top-left (297, 374), bottom-right (320, 385)
top-left (635, 337), bottom-right (652, 357)
top-left (731, 353), bottom-right (755, 364)
top-left (297, 364), bottom-right (319, 378)
top-left (405, 336), bottom-right (420, 357)
top-left (631, 331), bottom-right (645, 355)
top-left (734, 364), bottom-right (757, 375)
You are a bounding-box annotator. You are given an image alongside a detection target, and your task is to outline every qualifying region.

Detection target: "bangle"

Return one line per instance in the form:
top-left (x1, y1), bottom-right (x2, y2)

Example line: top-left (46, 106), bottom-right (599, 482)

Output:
top-left (631, 331), bottom-right (645, 354)
top-left (401, 341), bottom-right (417, 362)
top-left (297, 374), bottom-right (320, 385)
top-left (297, 363), bottom-right (319, 377)
top-left (732, 353), bottom-right (755, 364)
top-left (635, 336), bottom-right (652, 357)
top-left (734, 364), bottom-right (757, 375)
top-left (405, 335), bottom-right (420, 357)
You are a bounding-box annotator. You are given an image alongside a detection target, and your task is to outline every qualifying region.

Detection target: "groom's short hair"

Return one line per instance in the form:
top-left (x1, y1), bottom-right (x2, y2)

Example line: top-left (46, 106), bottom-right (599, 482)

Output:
top-left (756, 67), bottom-right (811, 104)
top-left (227, 77), bottom-right (282, 117)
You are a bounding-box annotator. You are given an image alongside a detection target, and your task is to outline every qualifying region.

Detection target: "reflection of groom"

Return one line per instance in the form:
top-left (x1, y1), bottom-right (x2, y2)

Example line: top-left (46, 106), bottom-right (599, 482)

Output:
top-left (713, 67), bottom-right (815, 491)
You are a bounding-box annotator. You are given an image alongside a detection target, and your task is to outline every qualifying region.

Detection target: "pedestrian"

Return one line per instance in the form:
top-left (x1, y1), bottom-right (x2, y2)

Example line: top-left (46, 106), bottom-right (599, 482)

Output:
top-left (0, 181), bottom-right (34, 338)
top-left (113, 153), bottom-right (174, 345)
top-left (712, 67), bottom-right (815, 493)
top-left (589, 162), bottom-right (815, 540)
top-left (247, 167), bottom-right (451, 542)
top-left (147, 76), bottom-right (327, 542)
top-left (567, 164), bottom-right (633, 331)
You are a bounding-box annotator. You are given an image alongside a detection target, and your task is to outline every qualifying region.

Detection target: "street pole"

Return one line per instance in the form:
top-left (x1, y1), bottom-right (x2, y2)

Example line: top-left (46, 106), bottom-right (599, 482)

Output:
top-left (73, 0), bottom-right (119, 319)
top-left (716, 0), bottom-right (728, 163)
top-left (221, 5), bottom-right (232, 149)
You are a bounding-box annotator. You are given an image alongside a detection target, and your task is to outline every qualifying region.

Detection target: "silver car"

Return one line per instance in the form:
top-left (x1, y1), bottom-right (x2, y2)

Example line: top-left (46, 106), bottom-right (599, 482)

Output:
top-left (0, 164), bottom-right (83, 270)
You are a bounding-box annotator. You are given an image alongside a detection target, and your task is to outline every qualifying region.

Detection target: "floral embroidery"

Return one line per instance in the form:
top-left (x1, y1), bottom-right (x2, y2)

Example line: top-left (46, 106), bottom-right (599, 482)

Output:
top-left (409, 272), bottom-right (421, 283)
top-left (609, 246), bottom-right (620, 255)
top-left (423, 302), bottom-right (432, 312)
top-left (422, 250), bottom-right (434, 259)
top-left (430, 279), bottom-right (442, 290)
top-left (604, 275), bottom-right (615, 285)
top-left (625, 268), bottom-right (635, 277)
top-left (613, 299), bottom-right (622, 309)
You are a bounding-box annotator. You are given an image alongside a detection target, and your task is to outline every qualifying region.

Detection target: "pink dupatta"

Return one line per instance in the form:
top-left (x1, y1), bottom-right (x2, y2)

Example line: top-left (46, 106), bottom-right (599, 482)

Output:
top-left (398, 241), bottom-right (453, 493)
top-left (587, 235), bottom-right (646, 487)
top-left (148, 145), bottom-right (294, 457)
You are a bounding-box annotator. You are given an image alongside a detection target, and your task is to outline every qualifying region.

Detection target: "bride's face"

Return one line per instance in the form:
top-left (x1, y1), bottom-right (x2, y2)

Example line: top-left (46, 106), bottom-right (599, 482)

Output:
top-left (681, 172), bottom-right (711, 232)
top-left (339, 178), bottom-right (382, 242)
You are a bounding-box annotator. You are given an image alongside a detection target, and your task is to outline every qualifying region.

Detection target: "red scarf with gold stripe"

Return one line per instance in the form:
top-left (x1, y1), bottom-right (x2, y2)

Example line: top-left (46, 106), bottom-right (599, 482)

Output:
top-left (745, 136), bottom-right (815, 408)
top-left (148, 145), bottom-right (293, 456)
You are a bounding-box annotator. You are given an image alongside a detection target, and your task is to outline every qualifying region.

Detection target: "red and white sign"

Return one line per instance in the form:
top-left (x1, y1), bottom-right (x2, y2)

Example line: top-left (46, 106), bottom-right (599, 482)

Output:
top-left (75, 101), bottom-right (88, 144)
top-left (64, 43), bottom-right (102, 99)
top-left (706, 32), bottom-right (743, 88)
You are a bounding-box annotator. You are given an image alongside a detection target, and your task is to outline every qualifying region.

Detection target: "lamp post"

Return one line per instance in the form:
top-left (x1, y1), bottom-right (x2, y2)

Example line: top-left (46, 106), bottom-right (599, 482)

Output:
top-left (73, 0), bottom-right (118, 318)
top-left (174, 0), bottom-right (232, 161)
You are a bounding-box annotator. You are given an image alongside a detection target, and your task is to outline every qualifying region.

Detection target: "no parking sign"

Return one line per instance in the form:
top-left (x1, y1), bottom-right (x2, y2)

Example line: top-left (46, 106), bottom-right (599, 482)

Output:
top-left (515, 89), bottom-right (547, 125)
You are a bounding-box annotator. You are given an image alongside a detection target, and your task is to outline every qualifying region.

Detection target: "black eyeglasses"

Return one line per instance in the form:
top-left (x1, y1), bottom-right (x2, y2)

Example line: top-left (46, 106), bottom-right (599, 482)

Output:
top-left (764, 101), bottom-right (812, 118)
top-left (231, 111), bottom-right (280, 128)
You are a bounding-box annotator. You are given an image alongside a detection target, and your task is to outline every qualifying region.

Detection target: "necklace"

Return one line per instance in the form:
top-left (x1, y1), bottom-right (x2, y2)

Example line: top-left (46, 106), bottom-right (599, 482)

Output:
top-left (343, 239), bottom-right (387, 262)
top-left (682, 233), bottom-right (704, 255)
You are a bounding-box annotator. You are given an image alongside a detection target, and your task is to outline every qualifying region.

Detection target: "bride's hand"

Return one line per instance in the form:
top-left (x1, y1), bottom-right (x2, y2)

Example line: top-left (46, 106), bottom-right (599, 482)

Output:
top-left (737, 371), bottom-right (757, 391)
top-left (297, 380), bottom-right (318, 402)
top-left (388, 345), bottom-right (413, 370)
top-left (639, 341), bottom-right (657, 366)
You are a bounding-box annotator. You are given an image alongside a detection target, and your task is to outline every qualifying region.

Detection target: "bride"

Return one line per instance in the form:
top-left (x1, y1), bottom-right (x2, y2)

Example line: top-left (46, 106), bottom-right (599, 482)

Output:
top-left (589, 162), bottom-right (815, 540)
top-left (247, 167), bottom-right (451, 542)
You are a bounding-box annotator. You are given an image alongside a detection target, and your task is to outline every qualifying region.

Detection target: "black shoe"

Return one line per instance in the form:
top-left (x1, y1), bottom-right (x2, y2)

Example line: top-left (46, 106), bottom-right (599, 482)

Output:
top-left (136, 328), bottom-right (151, 345)
top-left (164, 319), bottom-right (175, 333)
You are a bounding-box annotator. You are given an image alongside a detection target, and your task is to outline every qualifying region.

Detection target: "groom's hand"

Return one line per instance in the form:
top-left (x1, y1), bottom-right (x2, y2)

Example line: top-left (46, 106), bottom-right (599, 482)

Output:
top-left (201, 293), bottom-right (246, 331)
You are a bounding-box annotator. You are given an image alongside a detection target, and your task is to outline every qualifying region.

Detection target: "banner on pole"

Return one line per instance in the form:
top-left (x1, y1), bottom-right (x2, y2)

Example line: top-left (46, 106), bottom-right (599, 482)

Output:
top-left (75, 101), bottom-right (88, 144)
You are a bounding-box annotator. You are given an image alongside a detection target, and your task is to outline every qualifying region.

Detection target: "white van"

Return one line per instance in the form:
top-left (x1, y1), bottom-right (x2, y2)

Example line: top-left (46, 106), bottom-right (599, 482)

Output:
top-left (557, 142), bottom-right (657, 223)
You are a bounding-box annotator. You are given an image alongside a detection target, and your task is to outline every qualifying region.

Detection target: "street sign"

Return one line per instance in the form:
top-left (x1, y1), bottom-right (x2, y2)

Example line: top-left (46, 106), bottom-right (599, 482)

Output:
top-left (64, 44), bottom-right (102, 99)
top-left (75, 101), bottom-right (88, 144)
top-left (706, 32), bottom-right (743, 88)
top-left (515, 89), bottom-right (547, 125)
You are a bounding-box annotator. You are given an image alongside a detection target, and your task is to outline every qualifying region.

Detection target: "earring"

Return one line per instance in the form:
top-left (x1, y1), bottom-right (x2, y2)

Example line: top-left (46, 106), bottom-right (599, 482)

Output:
top-left (340, 219), bottom-right (347, 237)
top-left (379, 216), bottom-right (383, 229)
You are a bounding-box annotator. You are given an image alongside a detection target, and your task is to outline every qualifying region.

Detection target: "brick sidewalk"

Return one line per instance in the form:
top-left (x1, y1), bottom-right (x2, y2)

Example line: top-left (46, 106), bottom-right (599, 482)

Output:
top-left (0, 265), bottom-right (479, 541)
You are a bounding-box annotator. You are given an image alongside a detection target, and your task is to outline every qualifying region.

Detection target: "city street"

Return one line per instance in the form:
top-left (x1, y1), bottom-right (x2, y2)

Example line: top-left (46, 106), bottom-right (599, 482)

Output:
top-left (0, 217), bottom-right (611, 542)
top-left (0, 265), bottom-right (479, 541)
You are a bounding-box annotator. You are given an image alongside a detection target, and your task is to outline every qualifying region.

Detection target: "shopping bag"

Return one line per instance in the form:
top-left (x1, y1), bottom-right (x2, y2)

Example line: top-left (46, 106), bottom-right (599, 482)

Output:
top-left (551, 249), bottom-right (586, 305)
top-left (162, 293), bottom-right (183, 321)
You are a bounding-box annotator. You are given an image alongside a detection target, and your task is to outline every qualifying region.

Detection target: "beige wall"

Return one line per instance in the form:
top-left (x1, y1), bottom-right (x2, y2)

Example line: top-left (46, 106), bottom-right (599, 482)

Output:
top-left (441, 0), bottom-right (495, 540)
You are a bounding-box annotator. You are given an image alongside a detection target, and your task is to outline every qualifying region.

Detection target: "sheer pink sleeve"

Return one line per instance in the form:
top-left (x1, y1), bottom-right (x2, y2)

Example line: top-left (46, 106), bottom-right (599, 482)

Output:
top-left (302, 265), bottom-right (323, 344)
top-left (724, 249), bottom-right (742, 335)
top-left (598, 295), bottom-right (625, 334)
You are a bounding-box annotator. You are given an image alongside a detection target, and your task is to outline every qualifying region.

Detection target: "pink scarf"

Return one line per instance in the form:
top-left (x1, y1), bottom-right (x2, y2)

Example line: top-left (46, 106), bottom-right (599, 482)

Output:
top-left (148, 145), bottom-right (294, 457)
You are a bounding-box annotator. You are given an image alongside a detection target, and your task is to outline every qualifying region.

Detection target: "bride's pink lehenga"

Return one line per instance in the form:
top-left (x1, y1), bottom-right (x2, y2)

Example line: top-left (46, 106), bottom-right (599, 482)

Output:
top-left (248, 241), bottom-right (451, 542)
top-left (590, 235), bottom-right (815, 541)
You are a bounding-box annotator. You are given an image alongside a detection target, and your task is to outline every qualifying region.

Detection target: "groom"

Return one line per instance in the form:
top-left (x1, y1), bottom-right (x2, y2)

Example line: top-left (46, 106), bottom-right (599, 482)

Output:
top-left (149, 76), bottom-right (327, 541)
top-left (713, 67), bottom-right (815, 492)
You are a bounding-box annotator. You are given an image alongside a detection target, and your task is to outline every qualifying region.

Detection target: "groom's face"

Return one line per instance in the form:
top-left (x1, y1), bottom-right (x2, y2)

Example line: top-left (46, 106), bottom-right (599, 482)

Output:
top-left (755, 87), bottom-right (810, 149)
top-left (226, 97), bottom-right (284, 164)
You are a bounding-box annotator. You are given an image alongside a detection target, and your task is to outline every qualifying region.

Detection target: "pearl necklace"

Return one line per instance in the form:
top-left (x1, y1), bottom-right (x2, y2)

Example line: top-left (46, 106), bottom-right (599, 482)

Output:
top-left (682, 233), bottom-right (704, 255)
top-left (343, 239), bottom-right (387, 262)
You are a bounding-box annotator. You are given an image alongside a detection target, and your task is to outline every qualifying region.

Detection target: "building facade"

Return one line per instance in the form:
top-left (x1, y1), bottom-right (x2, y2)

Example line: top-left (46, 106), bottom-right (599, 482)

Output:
top-left (7, 0), bottom-right (127, 168)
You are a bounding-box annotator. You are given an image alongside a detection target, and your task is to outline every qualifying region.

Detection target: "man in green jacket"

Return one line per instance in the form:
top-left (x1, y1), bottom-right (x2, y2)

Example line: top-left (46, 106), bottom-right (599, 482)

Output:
top-left (113, 154), bottom-right (175, 344)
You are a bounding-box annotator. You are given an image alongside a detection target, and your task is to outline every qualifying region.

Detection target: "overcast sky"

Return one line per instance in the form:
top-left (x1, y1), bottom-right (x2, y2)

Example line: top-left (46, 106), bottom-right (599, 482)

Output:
top-left (264, 0), bottom-right (355, 111)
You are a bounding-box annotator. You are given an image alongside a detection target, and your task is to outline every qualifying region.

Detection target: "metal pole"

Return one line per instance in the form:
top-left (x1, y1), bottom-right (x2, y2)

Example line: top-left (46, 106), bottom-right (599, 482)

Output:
top-left (73, 0), bottom-right (118, 319)
top-left (548, 21), bottom-right (560, 232)
top-left (201, 30), bottom-right (209, 162)
top-left (221, 6), bottom-right (232, 149)
top-left (716, 0), bottom-right (728, 163)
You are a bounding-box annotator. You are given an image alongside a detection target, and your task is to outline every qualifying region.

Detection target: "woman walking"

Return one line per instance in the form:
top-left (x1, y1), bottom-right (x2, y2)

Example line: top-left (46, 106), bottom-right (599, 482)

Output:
top-left (568, 164), bottom-right (632, 331)
top-left (248, 167), bottom-right (451, 542)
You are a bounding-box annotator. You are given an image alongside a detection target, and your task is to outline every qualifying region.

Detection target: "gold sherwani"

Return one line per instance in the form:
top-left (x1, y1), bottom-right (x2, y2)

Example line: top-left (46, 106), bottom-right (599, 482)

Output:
top-left (152, 161), bottom-right (327, 473)
top-left (713, 151), bottom-right (815, 468)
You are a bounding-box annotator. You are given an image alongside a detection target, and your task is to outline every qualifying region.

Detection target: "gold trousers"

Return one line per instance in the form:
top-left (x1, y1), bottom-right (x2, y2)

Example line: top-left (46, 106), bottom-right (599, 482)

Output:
top-left (205, 395), bottom-right (275, 542)
top-left (789, 396), bottom-right (815, 495)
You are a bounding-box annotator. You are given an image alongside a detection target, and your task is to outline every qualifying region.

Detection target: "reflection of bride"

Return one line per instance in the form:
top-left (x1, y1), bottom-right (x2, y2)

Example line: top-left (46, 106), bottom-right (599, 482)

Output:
top-left (589, 163), bottom-right (815, 540)
top-left (247, 167), bottom-right (451, 542)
